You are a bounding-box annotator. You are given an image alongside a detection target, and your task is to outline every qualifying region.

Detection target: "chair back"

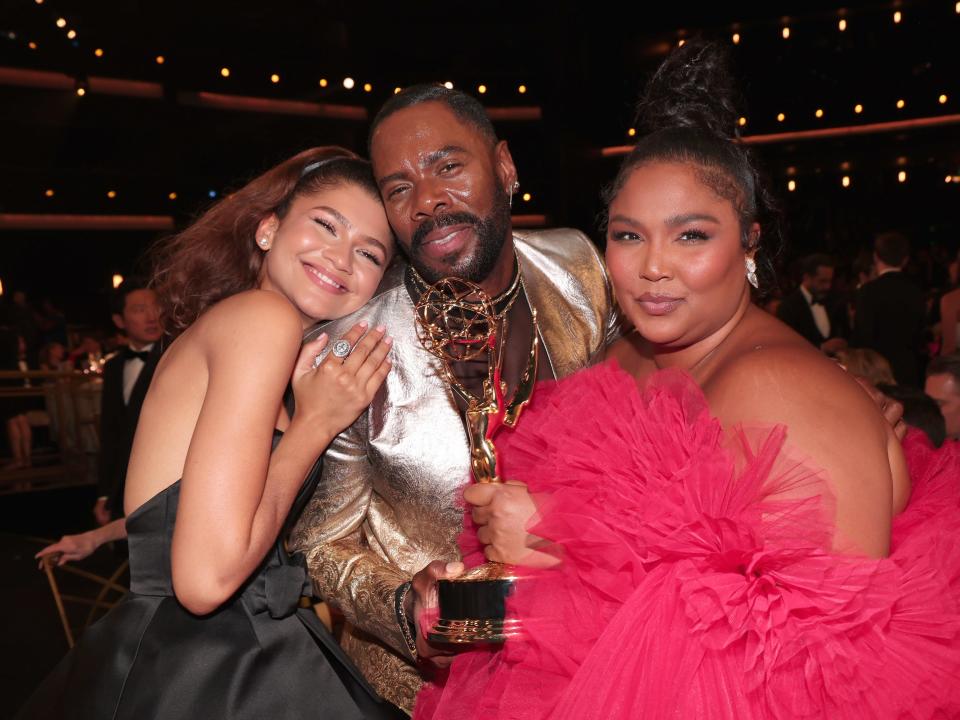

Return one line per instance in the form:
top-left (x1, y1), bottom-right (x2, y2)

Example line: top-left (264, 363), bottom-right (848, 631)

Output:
top-left (37, 548), bottom-right (129, 649)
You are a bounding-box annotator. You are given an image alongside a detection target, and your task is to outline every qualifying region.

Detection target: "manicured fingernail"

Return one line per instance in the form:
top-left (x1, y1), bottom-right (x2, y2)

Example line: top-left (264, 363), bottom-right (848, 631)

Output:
top-left (384, 336), bottom-right (393, 345)
top-left (446, 561), bottom-right (463, 574)
top-left (359, 321), bottom-right (368, 328)
top-left (376, 324), bottom-right (386, 332)
top-left (316, 332), bottom-right (327, 341)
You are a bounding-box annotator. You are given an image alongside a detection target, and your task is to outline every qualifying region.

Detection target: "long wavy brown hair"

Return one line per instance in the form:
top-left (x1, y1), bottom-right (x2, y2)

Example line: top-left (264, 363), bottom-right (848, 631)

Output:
top-left (150, 146), bottom-right (381, 338)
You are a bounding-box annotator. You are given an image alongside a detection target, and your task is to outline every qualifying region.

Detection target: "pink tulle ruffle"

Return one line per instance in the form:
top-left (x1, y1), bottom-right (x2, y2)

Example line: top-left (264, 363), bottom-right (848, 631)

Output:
top-left (415, 364), bottom-right (960, 720)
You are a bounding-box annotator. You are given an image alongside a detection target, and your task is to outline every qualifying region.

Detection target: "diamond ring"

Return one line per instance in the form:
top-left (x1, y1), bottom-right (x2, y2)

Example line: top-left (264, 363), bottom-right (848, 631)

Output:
top-left (331, 338), bottom-right (353, 359)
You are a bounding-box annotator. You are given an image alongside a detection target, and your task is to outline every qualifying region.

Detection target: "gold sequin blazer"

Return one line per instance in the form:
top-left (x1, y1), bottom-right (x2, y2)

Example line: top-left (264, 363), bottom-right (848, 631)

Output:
top-left (289, 229), bottom-right (618, 712)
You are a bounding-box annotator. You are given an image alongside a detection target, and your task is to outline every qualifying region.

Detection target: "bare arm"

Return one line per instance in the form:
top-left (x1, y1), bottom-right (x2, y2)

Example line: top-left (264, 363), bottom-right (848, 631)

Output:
top-left (290, 415), bottom-right (414, 658)
top-left (171, 292), bottom-right (390, 614)
top-left (36, 519), bottom-right (127, 566)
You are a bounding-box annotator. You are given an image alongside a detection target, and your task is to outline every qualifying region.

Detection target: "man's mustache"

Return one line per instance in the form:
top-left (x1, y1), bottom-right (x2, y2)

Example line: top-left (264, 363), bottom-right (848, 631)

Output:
top-left (411, 212), bottom-right (481, 251)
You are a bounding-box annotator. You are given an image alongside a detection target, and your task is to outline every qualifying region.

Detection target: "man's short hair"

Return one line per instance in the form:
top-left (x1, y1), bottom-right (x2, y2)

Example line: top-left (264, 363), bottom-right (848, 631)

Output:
top-left (801, 253), bottom-right (835, 278)
top-left (874, 231), bottom-right (910, 267)
top-left (368, 84), bottom-right (497, 155)
top-left (877, 383), bottom-right (947, 448)
top-left (926, 353), bottom-right (960, 384)
top-left (111, 276), bottom-right (150, 317)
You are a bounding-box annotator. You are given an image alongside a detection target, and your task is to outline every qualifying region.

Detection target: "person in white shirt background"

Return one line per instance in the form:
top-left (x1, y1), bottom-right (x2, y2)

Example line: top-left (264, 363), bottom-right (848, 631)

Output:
top-left (92, 278), bottom-right (163, 527)
top-left (776, 253), bottom-right (849, 354)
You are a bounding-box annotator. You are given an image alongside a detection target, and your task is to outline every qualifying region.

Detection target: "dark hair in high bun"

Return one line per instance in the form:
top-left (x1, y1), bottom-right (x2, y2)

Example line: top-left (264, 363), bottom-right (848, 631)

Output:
top-left (604, 40), bottom-right (782, 290)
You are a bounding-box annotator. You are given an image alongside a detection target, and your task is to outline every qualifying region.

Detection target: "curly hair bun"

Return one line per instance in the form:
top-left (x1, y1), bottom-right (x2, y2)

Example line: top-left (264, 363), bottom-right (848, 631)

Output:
top-left (635, 40), bottom-right (741, 141)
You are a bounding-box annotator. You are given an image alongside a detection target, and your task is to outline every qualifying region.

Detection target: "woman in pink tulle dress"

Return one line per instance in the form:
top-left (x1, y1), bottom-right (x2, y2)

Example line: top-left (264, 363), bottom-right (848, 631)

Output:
top-left (414, 41), bottom-right (960, 719)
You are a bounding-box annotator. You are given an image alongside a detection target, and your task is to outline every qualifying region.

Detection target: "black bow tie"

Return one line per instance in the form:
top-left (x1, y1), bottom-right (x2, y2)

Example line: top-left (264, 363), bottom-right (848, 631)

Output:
top-left (122, 347), bottom-right (151, 362)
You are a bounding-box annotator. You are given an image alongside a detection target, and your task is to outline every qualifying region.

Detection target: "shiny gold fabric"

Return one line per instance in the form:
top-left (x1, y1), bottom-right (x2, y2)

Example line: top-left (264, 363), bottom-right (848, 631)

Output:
top-left (289, 229), bottom-right (617, 713)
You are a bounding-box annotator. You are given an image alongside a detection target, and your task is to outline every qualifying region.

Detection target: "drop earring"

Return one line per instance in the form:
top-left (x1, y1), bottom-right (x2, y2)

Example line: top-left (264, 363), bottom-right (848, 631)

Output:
top-left (745, 256), bottom-right (759, 289)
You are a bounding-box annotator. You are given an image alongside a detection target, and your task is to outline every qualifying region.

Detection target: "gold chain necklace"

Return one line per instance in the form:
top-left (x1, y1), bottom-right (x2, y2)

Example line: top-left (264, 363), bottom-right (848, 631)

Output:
top-left (408, 254), bottom-right (522, 321)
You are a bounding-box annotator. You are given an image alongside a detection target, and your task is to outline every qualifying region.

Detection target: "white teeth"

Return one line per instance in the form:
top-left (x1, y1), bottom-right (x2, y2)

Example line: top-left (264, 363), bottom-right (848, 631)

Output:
top-left (306, 265), bottom-right (344, 290)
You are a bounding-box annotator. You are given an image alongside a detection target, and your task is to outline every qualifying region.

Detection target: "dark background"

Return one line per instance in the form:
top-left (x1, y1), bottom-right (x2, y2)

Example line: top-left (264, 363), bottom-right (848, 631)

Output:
top-left (1, 0), bottom-right (958, 327)
top-left (0, 2), bottom-right (958, 716)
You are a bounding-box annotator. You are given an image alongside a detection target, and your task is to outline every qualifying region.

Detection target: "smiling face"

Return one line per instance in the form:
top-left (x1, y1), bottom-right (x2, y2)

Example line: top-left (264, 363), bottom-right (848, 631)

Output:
top-left (370, 101), bottom-right (516, 285)
top-left (605, 161), bottom-right (756, 351)
top-left (257, 183), bottom-right (393, 325)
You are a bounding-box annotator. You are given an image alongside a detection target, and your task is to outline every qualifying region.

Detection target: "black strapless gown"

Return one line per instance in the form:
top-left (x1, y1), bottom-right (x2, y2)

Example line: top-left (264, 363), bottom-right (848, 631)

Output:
top-left (17, 432), bottom-right (404, 720)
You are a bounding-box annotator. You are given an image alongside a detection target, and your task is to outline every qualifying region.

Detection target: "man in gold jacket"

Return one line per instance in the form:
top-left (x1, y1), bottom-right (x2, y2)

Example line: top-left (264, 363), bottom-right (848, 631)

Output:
top-left (290, 84), bottom-right (618, 713)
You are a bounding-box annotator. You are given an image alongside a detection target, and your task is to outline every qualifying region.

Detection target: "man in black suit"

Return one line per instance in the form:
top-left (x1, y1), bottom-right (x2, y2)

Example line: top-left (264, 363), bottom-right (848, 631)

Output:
top-left (777, 254), bottom-right (849, 354)
top-left (93, 279), bottom-right (162, 525)
top-left (852, 232), bottom-right (927, 387)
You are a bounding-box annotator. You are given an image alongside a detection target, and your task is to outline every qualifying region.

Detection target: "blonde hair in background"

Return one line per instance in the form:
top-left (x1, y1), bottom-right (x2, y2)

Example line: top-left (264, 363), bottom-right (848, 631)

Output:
top-left (835, 348), bottom-right (896, 387)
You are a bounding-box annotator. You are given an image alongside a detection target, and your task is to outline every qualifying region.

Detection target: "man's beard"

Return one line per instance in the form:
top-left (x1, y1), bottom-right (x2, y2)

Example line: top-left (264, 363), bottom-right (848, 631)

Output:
top-left (407, 183), bottom-right (512, 285)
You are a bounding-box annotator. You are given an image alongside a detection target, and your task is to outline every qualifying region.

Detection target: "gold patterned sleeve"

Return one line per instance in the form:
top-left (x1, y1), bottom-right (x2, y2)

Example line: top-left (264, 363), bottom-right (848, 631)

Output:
top-left (603, 301), bottom-right (626, 350)
top-left (594, 239), bottom-right (624, 355)
top-left (289, 415), bottom-right (413, 659)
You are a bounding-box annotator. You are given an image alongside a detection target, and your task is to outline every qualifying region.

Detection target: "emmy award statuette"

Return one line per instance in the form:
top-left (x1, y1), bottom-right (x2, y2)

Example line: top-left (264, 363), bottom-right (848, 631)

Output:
top-left (414, 275), bottom-right (539, 645)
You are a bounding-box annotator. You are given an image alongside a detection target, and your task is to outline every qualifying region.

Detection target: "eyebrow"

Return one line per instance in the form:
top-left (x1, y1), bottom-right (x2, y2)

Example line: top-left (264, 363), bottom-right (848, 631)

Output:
top-left (376, 145), bottom-right (468, 188)
top-left (608, 212), bottom-right (721, 231)
top-left (664, 212), bottom-right (720, 227)
top-left (422, 144), bottom-right (467, 168)
top-left (362, 235), bottom-right (390, 256)
top-left (315, 205), bottom-right (351, 228)
top-left (607, 214), bottom-right (642, 228)
top-left (315, 205), bottom-right (389, 255)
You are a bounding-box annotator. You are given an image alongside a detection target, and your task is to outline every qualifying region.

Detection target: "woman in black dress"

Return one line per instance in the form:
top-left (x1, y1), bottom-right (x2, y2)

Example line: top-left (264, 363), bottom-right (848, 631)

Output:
top-left (18, 147), bottom-right (404, 720)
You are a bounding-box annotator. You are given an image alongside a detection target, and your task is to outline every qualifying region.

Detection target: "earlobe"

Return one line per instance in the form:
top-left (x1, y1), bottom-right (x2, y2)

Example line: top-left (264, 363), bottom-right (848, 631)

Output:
top-left (495, 140), bottom-right (518, 193)
top-left (111, 313), bottom-right (125, 331)
top-left (255, 215), bottom-right (279, 252)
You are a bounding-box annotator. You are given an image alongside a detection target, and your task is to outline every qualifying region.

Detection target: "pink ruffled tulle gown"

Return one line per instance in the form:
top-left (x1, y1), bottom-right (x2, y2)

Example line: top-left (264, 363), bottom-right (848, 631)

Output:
top-left (414, 363), bottom-right (960, 720)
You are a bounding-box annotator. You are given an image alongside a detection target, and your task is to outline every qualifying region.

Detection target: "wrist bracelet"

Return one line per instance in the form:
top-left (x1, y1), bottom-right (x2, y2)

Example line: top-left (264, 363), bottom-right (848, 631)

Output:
top-left (394, 581), bottom-right (418, 660)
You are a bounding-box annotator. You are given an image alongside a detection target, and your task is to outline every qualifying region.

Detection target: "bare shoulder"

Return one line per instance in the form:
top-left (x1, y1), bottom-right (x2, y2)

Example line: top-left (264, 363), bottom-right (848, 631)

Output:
top-left (707, 336), bottom-right (893, 556)
top-left (195, 290), bottom-right (302, 348)
top-left (203, 288), bottom-right (302, 326)
top-left (706, 339), bottom-right (884, 438)
top-left (183, 290), bottom-right (304, 376)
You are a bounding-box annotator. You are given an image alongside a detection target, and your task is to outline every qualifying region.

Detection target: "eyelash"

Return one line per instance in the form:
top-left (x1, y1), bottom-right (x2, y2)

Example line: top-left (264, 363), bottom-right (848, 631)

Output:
top-left (314, 217), bottom-right (382, 266)
top-left (679, 229), bottom-right (710, 243)
top-left (358, 249), bottom-right (382, 266)
top-left (609, 229), bottom-right (711, 243)
top-left (314, 218), bottom-right (336, 235)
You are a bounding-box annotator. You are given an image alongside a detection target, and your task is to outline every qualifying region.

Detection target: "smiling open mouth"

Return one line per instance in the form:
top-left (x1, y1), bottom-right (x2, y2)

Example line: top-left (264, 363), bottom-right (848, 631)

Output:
top-left (303, 264), bottom-right (347, 292)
